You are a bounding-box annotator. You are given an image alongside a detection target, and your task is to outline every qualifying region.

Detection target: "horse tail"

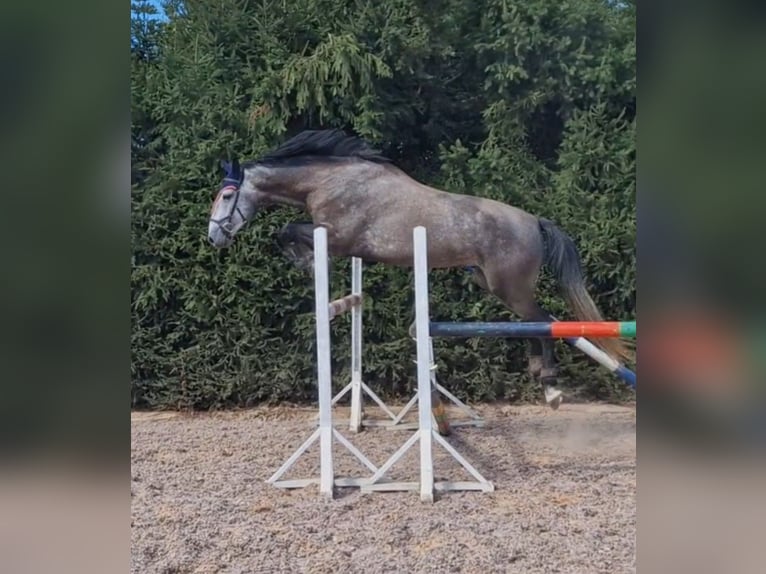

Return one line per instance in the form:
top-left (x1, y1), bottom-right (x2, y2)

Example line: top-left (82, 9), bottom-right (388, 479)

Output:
top-left (538, 217), bottom-right (634, 363)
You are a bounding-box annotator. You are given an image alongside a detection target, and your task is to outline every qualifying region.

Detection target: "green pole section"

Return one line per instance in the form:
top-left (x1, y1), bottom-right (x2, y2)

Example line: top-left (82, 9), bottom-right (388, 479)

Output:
top-left (619, 321), bottom-right (636, 338)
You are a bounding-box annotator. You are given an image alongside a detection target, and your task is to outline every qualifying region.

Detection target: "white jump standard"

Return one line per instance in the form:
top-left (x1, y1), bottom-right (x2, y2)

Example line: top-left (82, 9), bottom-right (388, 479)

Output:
top-left (266, 226), bottom-right (378, 497)
top-left (269, 225), bottom-right (494, 501)
top-left (361, 226), bottom-right (494, 501)
top-left (323, 254), bottom-right (400, 433)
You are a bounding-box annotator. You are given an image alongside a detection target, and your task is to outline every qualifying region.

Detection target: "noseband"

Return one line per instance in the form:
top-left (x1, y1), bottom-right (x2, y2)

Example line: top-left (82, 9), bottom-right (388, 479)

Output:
top-left (210, 181), bottom-right (246, 239)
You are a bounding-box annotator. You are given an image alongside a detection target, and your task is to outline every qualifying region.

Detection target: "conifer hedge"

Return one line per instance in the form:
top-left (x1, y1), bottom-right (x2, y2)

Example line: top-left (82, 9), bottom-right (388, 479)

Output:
top-left (131, 0), bottom-right (636, 408)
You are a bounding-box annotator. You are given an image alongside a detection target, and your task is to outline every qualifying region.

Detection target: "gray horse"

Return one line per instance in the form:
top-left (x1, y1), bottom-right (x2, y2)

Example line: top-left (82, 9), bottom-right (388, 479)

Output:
top-left (208, 129), bottom-right (632, 408)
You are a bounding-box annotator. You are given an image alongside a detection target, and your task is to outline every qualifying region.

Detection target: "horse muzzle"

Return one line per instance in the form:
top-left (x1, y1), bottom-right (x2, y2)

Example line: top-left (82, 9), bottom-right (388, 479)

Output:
top-left (208, 223), bottom-right (234, 248)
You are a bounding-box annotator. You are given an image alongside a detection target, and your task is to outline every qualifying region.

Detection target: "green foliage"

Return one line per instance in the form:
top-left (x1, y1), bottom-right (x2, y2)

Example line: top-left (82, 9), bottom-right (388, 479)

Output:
top-left (131, 0), bottom-right (636, 409)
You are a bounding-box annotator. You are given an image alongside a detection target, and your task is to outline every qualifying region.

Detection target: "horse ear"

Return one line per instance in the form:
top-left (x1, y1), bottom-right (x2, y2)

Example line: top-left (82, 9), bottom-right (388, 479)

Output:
top-left (231, 158), bottom-right (240, 174)
top-left (220, 159), bottom-right (231, 173)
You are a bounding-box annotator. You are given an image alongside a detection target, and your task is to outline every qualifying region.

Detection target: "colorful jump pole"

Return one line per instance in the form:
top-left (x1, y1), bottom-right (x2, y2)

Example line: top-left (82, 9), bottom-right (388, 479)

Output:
top-left (429, 321), bottom-right (636, 339)
top-left (428, 322), bottom-right (637, 388)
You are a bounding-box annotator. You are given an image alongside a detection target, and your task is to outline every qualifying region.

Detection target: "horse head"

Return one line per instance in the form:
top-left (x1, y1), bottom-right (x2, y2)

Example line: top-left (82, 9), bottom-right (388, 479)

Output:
top-left (208, 158), bottom-right (257, 248)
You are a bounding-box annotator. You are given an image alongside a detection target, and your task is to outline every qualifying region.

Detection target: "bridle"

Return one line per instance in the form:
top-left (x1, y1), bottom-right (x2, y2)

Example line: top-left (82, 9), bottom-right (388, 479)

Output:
top-left (210, 178), bottom-right (246, 239)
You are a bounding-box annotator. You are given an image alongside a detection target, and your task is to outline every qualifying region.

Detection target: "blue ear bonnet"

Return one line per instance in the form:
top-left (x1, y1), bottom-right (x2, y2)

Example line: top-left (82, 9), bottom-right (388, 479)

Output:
top-left (220, 158), bottom-right (243, 188)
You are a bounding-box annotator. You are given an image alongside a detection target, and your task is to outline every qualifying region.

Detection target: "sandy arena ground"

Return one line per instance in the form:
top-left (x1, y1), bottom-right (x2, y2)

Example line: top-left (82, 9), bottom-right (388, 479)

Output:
top-left (131, 402), bottom-right (635, 573)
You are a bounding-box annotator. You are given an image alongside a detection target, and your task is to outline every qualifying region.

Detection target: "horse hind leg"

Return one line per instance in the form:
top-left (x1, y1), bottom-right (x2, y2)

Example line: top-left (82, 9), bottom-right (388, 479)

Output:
top-left (527, 339), bottom-right (544, 378)
top-left (537, 325), bottom-right (563, 409)
top-left (517, 302), bottom-right (562, 410)
top-left (470, 265), bottom-right (542, 371)
top-left (483, 273), bottom-right (563, 410)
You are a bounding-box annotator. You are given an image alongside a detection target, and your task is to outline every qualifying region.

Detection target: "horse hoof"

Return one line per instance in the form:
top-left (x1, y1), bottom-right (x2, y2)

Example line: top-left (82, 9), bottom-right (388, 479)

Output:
top-left (544, 386), bottom-right (563, 410)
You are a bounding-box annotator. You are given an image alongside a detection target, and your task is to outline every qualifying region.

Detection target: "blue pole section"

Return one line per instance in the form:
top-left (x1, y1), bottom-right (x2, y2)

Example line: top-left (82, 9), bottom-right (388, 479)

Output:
top-left (430, 322), bottom-right (554, 338)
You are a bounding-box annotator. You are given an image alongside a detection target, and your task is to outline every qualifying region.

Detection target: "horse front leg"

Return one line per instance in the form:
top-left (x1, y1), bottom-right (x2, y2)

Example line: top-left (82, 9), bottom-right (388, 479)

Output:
top-left (277, 222), bottom-right (317, 272)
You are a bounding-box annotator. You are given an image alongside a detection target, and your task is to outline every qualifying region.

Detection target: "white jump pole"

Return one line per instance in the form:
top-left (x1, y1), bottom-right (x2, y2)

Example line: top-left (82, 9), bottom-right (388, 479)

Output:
top-left (314, 226), bottom-right (335, 496)
top-left (414, 226), bottom-right (435, 502)
top-left (348, 257), bottom-right (363, 432)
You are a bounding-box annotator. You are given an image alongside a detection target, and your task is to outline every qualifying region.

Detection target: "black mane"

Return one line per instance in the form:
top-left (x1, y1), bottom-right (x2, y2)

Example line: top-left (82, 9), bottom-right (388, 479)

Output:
top-left (250, 129), bottom-right (391, 167)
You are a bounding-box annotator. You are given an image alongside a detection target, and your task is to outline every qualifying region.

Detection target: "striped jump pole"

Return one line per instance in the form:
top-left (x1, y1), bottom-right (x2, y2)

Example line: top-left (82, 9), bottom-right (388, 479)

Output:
top-left (328, 293), bottom-right (363, 321)
top-left (429, 321), bottom-right (636, 339)
top-left (430, 321), bottom-right (636, 388)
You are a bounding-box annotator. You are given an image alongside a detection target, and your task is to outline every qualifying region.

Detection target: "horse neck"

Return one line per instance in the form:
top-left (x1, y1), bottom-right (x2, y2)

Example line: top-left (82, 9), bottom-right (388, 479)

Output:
top-left (255, 160), bottom-right (371, 208)
top-left (256, 164), bottom-right (316, 208)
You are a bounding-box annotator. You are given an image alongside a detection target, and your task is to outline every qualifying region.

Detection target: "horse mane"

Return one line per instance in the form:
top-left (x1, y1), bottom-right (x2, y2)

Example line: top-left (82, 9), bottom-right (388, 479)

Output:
top-left (250, 129), bottom-right (392, 167)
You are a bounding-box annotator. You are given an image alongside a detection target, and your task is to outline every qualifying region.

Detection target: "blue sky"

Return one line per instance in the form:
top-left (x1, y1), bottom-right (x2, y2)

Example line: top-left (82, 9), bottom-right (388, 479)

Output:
top-left (143, 0), bottom-right (168, 20)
